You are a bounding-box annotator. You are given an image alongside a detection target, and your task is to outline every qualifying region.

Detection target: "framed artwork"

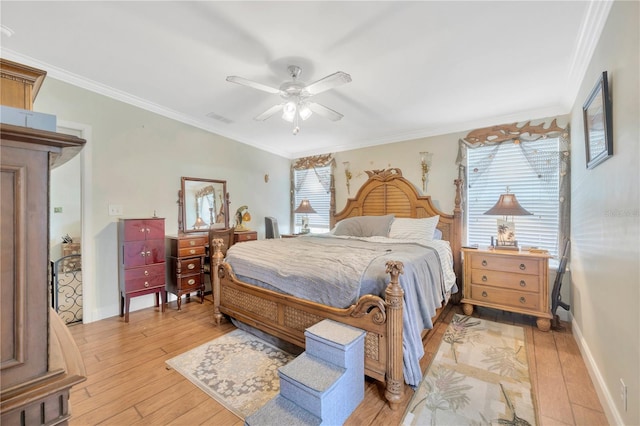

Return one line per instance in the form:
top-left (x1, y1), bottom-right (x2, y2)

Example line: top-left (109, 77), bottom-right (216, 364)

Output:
top-left (583, 71), bottom-right (613, 169)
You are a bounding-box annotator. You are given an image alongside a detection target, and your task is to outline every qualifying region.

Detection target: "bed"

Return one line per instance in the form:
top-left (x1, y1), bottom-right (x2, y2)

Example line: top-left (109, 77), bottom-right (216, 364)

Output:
top-left (211, 168), bottom-right (463, 409)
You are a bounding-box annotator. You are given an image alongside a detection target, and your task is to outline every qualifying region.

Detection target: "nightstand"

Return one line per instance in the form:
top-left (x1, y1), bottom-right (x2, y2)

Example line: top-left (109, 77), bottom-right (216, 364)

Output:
top-left (234, 230), bottom-right (257, 243)
top-left (165, 233), bottom-right (207, 310)
top-left (461, 248), bottom-right (552, 331)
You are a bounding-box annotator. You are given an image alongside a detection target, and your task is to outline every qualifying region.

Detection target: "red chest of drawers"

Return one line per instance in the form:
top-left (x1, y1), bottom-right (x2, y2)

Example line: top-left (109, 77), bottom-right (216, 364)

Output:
top-left (118, 218), bottom-right (166, 322)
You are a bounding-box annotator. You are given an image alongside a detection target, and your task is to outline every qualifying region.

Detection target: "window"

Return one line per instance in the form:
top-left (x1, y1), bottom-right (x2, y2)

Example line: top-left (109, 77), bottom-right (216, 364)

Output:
top-left (293, 166), bottom-right (332, 233)
top-left (466, 138), bottom-right (560, 256)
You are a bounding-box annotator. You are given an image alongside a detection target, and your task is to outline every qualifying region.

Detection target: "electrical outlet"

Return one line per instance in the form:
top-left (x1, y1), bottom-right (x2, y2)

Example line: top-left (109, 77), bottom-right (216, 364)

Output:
top-left (108, 204), bottom-right (123, 216)
top-left (620, 378), bottom-right (627, 411)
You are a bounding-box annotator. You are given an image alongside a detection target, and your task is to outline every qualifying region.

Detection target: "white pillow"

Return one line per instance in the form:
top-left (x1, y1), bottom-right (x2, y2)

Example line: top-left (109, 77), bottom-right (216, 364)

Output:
top-left (389, 216), bottom-right (440, 241)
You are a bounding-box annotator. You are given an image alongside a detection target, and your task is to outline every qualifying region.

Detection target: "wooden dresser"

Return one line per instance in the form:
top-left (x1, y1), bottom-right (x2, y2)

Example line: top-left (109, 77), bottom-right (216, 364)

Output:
top-left (118, 218), bottom-right (167, 322)
top-left (1, 59), bottom-right (86, 425)
top-left (234, 230), bottom-right (257, 243)
top-left (1, 124), bottom-right (87, 423)
top-left (165, 233), bottom-right (207, 309)
top-left (461, 248), bottom-right (552, 331)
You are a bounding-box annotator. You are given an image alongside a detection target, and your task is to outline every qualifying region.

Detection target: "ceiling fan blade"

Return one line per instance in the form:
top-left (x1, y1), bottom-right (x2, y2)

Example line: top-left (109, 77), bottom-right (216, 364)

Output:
top-left (226, 76), bottom-right (281, 94)
top-left (254, 104), bottom-right (284, 121)
top-left (304, 71), bottom-right (352, 96)
top-left (308, 102), bottom-right (344, 121)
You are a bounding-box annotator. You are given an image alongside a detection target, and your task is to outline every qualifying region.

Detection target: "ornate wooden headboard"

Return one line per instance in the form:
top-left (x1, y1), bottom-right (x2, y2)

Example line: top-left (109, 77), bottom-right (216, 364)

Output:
top-left (332, 168), bottom-right (463, 287)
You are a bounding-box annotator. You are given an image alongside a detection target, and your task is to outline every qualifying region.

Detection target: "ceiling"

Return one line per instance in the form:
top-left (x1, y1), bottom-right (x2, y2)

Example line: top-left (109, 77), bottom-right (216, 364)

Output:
top-left (1, 1), bottom-right (608, 159)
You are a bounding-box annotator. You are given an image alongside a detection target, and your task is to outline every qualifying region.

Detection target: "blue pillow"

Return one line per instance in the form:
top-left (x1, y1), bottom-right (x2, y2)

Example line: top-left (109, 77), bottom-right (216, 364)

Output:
top-left (333, 215), bottom-right (395, 237)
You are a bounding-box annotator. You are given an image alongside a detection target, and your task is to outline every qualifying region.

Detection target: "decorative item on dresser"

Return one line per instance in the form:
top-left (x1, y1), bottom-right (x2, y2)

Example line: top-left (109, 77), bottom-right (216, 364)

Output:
top-left (1, 59), bottom-right (86, 425)
top-left (461, 247), bottom-right (552, 331)
top-left (118, 218), bottom-right (167, 322)
top-left (483, 189), bottom-right (533, 250)
top-left (165, 233), bottom-right (207, 310)
top-left (234, 230), bottom-right (257, 243)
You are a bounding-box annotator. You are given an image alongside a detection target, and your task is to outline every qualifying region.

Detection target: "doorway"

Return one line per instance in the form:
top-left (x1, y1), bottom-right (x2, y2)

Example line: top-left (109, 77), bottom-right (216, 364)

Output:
top-left (51, 121), bottom-right (93, 324)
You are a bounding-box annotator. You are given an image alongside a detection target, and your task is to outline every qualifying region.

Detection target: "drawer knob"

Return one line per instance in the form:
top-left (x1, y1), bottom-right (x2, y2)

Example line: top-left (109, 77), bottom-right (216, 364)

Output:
top-left (481, 260), bottom-right (488, 266)
top-left (482, 275), bottom-right (488, 282)
top-left (519, 296), bottom-right (526, 304)
top-left (140, 251), bottom-right (146, 257)
top-left (482, 291), bottom-right (488, 297)
top-left (146, 251), bottom-right (151, 257)
top-left (144, 270), bottom-right (149, 276)
top-left (189, 249), bottom-right (196, 254)
top-left (146, 228), bottom-right (150, 233)
top-left (189, 241), bottom-right (196, 246)
top-left (519, 280), bottom-right (526, 287)
top-left (187, 263), bottom-right (195, 270)
top-left (144, 281), bottom-right (150, 288)
top-left (188, 279), bottom-right (195, 285)
top-left (519, 263), bottom-right (526, 271)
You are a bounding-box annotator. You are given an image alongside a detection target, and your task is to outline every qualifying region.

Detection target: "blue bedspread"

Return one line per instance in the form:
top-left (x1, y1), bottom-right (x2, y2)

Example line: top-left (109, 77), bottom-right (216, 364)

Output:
top-left (225, 234), bottom-right (457, 386)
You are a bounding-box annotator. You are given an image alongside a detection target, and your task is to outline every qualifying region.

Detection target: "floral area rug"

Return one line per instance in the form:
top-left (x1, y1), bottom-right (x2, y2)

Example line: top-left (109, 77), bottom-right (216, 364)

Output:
top-left (402, 314), bottom-right (537, 426)
top-left (165, 329), bottom-right (295, 419)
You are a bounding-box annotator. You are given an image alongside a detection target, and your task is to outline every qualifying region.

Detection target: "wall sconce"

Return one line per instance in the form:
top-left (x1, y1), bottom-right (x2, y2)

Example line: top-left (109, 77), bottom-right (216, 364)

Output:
top-left (420, 152), bottom-right (433, 192)
top-left (343, 161), bottom-right (352, 195)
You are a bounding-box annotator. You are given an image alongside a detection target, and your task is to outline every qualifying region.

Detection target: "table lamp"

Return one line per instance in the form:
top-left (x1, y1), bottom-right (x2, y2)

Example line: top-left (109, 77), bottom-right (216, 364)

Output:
top-left (294, 199), bottom-right (316, 234)
top-left (484, 191), bottom-right (532, 249)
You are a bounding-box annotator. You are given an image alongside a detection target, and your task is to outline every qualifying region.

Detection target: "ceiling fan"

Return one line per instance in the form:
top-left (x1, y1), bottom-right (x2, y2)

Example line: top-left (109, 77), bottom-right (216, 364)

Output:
top-left (226, 65), bottom-right (352, 135)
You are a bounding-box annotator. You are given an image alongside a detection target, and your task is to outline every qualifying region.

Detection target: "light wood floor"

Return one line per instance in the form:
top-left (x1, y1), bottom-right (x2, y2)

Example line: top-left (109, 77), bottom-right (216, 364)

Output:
top-left (67, 296), bottom-right (608, 425)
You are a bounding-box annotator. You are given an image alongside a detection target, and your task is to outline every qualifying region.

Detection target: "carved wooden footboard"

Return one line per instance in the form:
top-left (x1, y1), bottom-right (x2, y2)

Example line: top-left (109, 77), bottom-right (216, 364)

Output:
top-left (212, 241), bottom-right (407, 409)
top-left (210, 169), bottom-right (463, 409)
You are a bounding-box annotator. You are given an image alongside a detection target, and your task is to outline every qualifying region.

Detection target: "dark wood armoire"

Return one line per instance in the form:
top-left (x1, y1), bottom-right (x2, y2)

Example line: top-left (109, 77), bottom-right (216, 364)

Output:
top-left (1, 58), bottom-right (87, 425)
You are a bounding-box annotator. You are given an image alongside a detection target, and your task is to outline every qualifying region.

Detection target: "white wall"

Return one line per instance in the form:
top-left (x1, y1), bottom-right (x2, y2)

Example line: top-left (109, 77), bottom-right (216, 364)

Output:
top-left (568, 1), bottom-right (639, 425)
top-left (34, 78), bottom-right (291, 323)
top-left (332, 132), bottom-right (464, 215)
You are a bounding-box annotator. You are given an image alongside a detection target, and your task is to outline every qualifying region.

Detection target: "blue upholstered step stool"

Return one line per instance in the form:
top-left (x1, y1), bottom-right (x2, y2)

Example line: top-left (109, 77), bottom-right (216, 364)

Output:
top-left (244, 395), bottom-right (320, 426)
top-left (245, 319), bottom-right (365, 426)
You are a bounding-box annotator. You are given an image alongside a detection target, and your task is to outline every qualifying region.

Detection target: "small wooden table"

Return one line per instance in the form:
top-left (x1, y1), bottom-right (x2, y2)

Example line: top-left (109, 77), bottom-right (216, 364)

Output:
top-left (461, 247), bottom-right (552, 331)
top-left (234, 230), bottom-right (257, 243)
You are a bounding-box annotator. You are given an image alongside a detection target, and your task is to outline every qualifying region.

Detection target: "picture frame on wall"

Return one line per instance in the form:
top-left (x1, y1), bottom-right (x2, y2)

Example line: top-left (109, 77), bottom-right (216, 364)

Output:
top-left (582, 71), bottom-right (613, 169)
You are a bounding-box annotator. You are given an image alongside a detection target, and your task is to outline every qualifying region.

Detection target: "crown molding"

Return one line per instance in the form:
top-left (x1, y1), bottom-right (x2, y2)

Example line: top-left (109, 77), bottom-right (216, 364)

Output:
top-left (563, 0), bottom-right (614, 108)
top-left (0, 49), bottom-right (291, 159)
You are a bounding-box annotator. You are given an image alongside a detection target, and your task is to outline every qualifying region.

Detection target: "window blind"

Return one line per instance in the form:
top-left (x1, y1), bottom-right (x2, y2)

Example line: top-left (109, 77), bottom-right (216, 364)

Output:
top-left (293, 166), bottom-right (331, 232)
top-left (466, 138), bottom-right (560, 256)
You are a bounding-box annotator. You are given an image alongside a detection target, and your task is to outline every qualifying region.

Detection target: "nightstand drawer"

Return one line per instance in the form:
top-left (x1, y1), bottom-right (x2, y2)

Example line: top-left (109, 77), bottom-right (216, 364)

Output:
top-left (470, 269), bottom-right (539, 293)
top-left (470, 284), bottom-right (540, 310)
top-left (234, 231), bottom-right (257, 242)
top-left (177, 274), bottom-right (203, 290)
top-left (178, 236), bottom-right (207, 248)
top-left (177, 257), bottom-right (202, 272)
top-left (178, 246), bottom-right (206, 257)
top-left (470, 254), bottom-right (540, 275)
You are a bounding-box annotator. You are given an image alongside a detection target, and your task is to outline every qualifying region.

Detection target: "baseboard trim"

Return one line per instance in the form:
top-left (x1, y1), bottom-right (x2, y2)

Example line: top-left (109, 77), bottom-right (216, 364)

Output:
top-left (570, 313), bottom-right (624, 425)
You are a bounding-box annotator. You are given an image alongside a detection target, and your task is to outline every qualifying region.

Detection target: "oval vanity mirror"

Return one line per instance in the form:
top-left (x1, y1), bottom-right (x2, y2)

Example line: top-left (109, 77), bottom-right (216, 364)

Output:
top-left (179, 177), bottom-right (229, 233)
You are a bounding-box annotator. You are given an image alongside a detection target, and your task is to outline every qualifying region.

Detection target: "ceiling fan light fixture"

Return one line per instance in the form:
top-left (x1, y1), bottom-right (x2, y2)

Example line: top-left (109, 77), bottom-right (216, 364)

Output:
top-left (282, 101), bottom-right (297, 122)
top-left (299, 103), bottom-right (312, 121)
top-left (227, 65), bottom-right (351, 135)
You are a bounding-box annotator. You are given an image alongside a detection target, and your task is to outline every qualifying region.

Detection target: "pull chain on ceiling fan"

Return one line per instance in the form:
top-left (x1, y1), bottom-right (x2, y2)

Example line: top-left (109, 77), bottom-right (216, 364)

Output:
top-left (226, 65), bottom-right (352, 135)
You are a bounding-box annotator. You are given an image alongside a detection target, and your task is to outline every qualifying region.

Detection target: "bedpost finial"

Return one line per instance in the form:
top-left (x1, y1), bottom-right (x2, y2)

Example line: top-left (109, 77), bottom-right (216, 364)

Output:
top-left (385, 260), bottom-right (404, 279)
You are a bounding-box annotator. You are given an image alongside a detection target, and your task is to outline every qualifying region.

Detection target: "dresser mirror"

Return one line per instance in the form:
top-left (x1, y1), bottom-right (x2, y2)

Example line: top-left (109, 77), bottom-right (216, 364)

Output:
top-left (179, 177), bottom-right (229, 233)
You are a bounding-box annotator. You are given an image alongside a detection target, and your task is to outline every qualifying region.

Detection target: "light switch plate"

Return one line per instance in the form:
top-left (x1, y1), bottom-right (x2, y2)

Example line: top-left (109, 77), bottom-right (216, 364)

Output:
top-left (108, 204), bottom-right (123, 216)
